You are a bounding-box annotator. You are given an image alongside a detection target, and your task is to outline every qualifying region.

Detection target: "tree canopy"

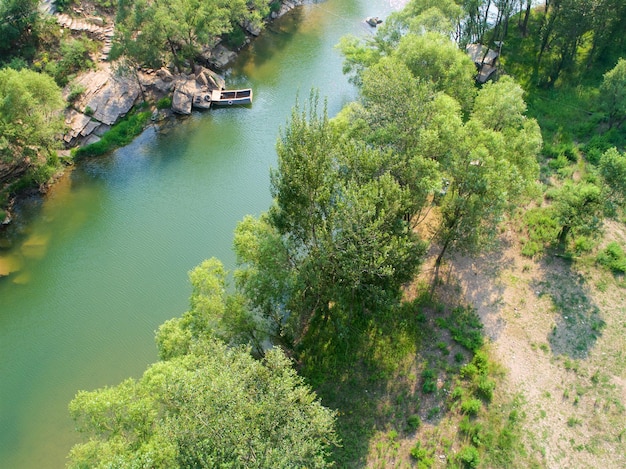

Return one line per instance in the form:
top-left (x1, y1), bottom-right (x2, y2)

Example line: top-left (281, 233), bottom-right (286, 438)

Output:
top-left (0, 67), bottom-right (64, 184)
top-left (113, 0), bottom-right (270, 70)
top-left (68, 259), bottom-right (337, 469)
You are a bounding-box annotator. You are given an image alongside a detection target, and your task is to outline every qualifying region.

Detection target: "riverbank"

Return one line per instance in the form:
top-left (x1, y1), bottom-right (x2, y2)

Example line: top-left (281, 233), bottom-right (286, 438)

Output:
top-left (0, 0), bottom-right (307, 228)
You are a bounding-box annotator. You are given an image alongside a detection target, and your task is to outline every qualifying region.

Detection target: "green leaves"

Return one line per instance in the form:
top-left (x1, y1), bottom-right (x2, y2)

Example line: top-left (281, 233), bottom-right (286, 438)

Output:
top-left (599, 58), bottom-right (626, 129)
top-left (69, 339), bottom-right (337, 468)
top-left (0, 68), bottom-right (64, 184)
top-left (114, 0), bottom-right (270, 70)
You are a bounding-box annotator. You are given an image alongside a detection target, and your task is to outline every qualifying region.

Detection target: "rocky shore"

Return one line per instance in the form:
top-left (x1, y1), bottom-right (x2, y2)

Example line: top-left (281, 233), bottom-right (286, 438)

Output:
top-left (0, 0), bottom-right (308, 227)
top-left (62, 0), bottom-right (307, 149)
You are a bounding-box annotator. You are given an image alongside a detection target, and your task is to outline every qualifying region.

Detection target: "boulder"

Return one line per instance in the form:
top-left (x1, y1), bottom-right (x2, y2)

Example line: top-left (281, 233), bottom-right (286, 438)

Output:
top-left (73, 68), bottom-right (141, 126)
top-left (172, 79), bottom-right (197, 115)
top-left (156, 68), bottom-right (174, 82)
top-left (243, 20), bottom-right (262, 36)
top-left (209, 45), bottom-right (237, 69)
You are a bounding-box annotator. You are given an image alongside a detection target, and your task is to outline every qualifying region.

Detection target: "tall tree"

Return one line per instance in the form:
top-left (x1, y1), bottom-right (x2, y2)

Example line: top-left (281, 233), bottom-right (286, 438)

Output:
top-left (114, 0), bottom-right (269, 71)
top-left (68, 340), bottom-right (337, 468)
top-left (433, 76), bottom-right (541, 265)
top-left (235, 97), bottom-right (427, 343)
top-left (599, 58), bottom-right (626, 129)
top-left (0, 68), bottom-right (64, 185)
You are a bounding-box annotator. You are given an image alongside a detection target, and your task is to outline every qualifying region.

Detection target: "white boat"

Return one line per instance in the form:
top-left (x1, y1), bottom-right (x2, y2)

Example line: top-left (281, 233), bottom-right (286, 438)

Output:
top-left (210, 88), bottom-right (253, 106)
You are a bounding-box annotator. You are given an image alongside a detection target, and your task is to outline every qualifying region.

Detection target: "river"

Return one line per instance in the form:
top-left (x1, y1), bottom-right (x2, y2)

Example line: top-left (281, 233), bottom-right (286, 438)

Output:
top-left (0, 1), bottom-right (405, 467)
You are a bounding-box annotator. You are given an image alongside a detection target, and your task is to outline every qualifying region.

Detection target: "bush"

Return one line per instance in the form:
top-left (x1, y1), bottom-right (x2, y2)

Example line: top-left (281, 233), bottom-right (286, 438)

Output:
top-left (410, 442), bottom-right (434, 467)
top-left (457, 445), bottom-right (481, 468)
top-left (461, 398), bottom-right (482, 416)
top-left (156, 96), bottom-right (172, 109)
top-left (224, 25), bottom-right (247, 50)
top-left (597, 242), bottom-right (626, 273)
top-left (422, 368), bottom-right (437, 393)
top-left (75, 111), bottom-right (151, 158)
top-left (475, 376), bottom-right (496, 402)
top-left (447, 306), bottom-right (483, 352)
top-left (407, 414), bottom-right (421, 431)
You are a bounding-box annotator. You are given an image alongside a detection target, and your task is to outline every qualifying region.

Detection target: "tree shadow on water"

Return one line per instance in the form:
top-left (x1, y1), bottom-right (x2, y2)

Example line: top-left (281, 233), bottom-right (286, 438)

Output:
top-left (531, 255), bottom-right (605, 359)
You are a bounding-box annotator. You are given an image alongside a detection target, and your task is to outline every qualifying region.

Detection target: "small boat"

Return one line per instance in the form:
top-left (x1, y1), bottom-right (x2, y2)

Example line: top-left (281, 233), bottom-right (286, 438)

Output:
top-left (366, 17), bottom-right (382, 27)
top-left (210, 88), bottom-right (253, 106)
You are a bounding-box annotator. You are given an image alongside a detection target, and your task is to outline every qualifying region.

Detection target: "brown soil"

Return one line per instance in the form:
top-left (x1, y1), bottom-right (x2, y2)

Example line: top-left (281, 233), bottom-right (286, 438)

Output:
top-left (431, 224), bottom-right (626, 468)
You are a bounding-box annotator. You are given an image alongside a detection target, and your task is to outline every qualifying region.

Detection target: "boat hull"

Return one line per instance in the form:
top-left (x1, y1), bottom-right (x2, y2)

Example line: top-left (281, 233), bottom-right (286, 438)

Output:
top-left (210, 88), bottom-right (253, 106)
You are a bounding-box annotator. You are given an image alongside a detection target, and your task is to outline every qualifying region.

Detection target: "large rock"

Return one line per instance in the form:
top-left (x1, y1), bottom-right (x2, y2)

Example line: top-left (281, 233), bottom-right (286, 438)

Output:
top-left (209, 45), bottom-right (237, 69)
top-left (73, 68), bottom-right (141, 126)
top-left (172, 79), bottom-right (197, 115)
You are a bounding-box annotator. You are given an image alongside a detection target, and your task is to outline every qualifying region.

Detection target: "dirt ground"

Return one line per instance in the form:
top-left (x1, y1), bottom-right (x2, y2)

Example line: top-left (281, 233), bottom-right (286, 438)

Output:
top-left (432, 223), bottom-right (626, 468)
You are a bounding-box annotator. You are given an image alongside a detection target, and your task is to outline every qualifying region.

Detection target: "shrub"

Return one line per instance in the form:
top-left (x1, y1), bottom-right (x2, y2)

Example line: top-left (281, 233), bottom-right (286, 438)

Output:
top-left (457, 445), bottom-right (481, 468)
top-left (75, 111), bottom-right (151, 158)
top-left (407, 414), bottom-right (421, 431)
top-left (156, 96), bottom-right (172, 110)
top-left (447, 306), bottom-right (483, 352)
top-left (410, 442), bottom-right (434, 467)
top-left (224, 25), bottom-right (247, 50)
top-left (460, 363), bottom-right (478, 380)
top-left (422, 368), bottom-right (437, 393)
top-left (597, 242), bottom-right (626, 273)
top-left (461, 398), bottom-right (482, 416)
top-left (475, 376), bottom-right (496, 402)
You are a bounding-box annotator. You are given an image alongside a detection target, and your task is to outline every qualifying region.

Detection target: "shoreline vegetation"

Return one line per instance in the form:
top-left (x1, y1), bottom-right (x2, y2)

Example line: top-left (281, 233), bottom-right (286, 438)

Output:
top-left (0, 0), bottom-right (305, 226)
top-left (2, 0), bottom-right (626, 467)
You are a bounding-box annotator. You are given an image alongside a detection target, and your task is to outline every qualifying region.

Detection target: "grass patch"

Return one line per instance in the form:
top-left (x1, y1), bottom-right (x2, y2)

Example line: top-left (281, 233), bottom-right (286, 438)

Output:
top-left (74, 109), bottom-right (151, 158)
top-left (596, 242), bottom-right (626, 274)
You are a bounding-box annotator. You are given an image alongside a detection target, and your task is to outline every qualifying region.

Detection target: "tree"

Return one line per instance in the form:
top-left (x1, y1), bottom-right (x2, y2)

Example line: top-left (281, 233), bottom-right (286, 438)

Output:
top-left (0, 0), bottom-right (40, 61)
top-left (0, 67), bottom-right (64, 185)
top-left (395, 32), bottom-right (477, 112)
top-left (234, 97), bottom-right (427, 343)
top-left (68, 340), bottom-right (337, 468)
top-left (549, 180), bottom-right (603, 245)
top-left (68, 259), bottom-right (337, 468)
top-left (599, 147), bottom-right (626, 210)
top-left (433, 77), bottom-right (542, 266)
top-left (599, 58), bottom-right (626, 129)
top-left (114, 0), bottom-right (270, 71)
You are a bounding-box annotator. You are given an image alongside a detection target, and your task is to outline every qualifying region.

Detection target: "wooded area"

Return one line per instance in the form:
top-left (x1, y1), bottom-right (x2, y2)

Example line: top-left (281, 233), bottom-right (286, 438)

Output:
top-left (1, 0), bottom-right (625, 466)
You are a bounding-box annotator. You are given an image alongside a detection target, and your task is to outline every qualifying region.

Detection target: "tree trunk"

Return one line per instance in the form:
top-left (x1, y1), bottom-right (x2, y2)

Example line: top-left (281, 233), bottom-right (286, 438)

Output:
top-left (521, 0), bottom-right (532, 36)
top-left (558, 225), bottom-right (571, 246)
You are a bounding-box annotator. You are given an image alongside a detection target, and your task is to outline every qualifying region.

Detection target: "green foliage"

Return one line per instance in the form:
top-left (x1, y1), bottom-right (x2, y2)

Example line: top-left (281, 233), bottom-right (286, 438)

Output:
top-left (599, 58), bottom-right (626, 129)
top-left (407, 414), bottom-right (421, 431)
top-left (223, 25), bottom-right (247, 50)
top-left (461, 398), bottom-right (482, 416)
top-left (156, 96), bottom-right (172, 110)
top-left (66, 83), bottom-right (86, 104)
top-left (114, 0), bottom-right (270, 70)
top-left (596, 242), bottom-right (626, 273)
top-left (42, 36), bottom-right (96, 87)
top-left (74, 111), bottom-right (151, 158)
top-left (548, 180), bottom-right (604, 246)
top-left (410, 441), bottom-right (434, 467)
top-left (0, 67), bottom-right (64, 190)
top-left (457, 444), bottom-right (481, 468)
top-left (522, 207), bottom-right (559, 257)
top-left (236, 96), bottom-right (427, 344)
top-left (0, 0), bottom-right (41, 61)
top-left (599, 147), bottom-right (626, 209)
top-left (396, 31), bottom-right (476, 112)
top-left (422, 368), bottom-right (437, 393)
top-left (439, 306), bottom-right (484, 352)
top-left (68, 340), bottom-right (337, 468)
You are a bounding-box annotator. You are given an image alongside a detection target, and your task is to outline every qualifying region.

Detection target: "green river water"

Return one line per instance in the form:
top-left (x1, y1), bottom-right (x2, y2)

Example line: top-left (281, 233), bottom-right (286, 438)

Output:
top-left (0, 1), bottom-right (405, 466)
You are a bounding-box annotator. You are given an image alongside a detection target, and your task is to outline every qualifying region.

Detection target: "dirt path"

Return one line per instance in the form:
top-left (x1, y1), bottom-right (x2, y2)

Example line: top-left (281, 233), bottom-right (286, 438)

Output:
top-left (438, 227), bottom-right (626, 468)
